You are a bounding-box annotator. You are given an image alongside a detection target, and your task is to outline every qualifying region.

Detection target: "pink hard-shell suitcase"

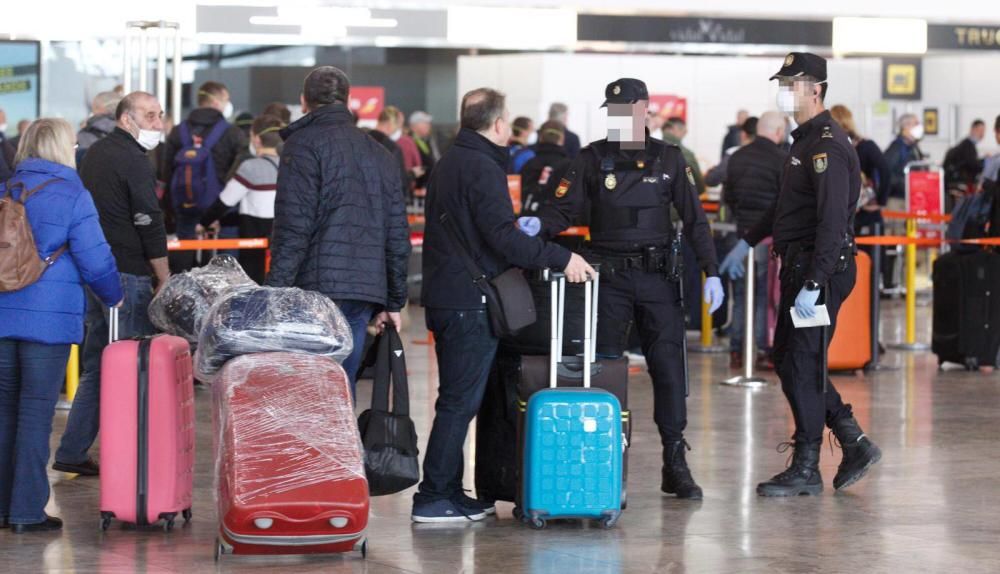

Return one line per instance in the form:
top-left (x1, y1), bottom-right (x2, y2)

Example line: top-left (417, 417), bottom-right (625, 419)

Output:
top-left (99, 307), bottom-right (196, 530)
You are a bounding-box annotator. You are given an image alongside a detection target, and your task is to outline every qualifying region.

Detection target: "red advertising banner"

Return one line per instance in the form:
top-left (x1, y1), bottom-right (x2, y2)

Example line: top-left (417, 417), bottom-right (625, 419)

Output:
top-left (906, 168), bottom-right (944, 240)
top-left (649, 94), bottom-right (688, 121)
top-left (349, 87), bottom-right (384, 122)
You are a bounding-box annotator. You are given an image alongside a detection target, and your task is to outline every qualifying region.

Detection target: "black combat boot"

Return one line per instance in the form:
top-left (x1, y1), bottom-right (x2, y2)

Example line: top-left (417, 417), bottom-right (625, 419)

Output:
top-left (756, 442), bottom-right (823, 497)
top-left (830, 416), bottom-right (882, 490)
top-left (661, 440), bottom-right (703, 500)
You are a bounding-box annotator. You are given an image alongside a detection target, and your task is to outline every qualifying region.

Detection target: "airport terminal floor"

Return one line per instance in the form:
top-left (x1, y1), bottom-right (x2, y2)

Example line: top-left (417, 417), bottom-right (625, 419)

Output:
top-left (5, 299), bottom-right (999, 574)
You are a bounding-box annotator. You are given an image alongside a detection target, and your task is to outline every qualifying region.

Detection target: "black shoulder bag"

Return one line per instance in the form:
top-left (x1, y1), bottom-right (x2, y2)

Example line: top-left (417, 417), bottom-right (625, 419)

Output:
top-left (357, 326), bottom-right (420, 496)
top-left (439, 212), bottom-right (537, 337)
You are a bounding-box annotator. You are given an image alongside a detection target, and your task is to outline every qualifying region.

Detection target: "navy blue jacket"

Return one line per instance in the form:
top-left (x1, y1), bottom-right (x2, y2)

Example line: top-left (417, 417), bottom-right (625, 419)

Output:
top-left (422, 129), bottom-right (571, 310)
top-left (0, 159), bottom-right (123, 344)
top-left (266, 103), bottom-right (411, 311)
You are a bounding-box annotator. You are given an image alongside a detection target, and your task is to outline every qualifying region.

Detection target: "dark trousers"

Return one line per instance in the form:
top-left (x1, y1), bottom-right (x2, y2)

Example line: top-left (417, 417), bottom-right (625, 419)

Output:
top-left (239, 215), bottom-right (273, 284)
top-left (331, 299), bottom-right (377, 398)
top-left (56, 274), bottom-right (156, 465)
top-left (415, 308), bottom-right (498, 504)
top-left (596, 268), bottom-right (687, 445)
top-left (0, 339), bottom-right (71, 524)
top-left (772, 255), bottom-right (855, 445)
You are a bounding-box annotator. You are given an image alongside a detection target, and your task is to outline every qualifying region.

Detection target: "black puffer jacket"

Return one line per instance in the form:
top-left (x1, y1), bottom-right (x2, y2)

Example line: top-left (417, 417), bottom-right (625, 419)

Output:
top-left (422, 129), bottom-right (571, 310)
top-left (723, 137), bottom-right (787, 234)
top-left (265, 103), bottom-right (410, 311)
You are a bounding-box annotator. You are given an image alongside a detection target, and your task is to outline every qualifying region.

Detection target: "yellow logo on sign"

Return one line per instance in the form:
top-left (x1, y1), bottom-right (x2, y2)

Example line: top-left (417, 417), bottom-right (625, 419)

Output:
top-left (886, 64), bottom-right (917, 97)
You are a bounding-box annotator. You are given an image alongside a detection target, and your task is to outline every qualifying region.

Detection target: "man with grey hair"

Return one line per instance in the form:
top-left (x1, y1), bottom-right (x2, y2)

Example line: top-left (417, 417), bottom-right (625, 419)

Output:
top-left (53, 91), bottom-right (170, 477)
top-left (882, 113), bottom-right (924, 291)
top-left (719, 110), bottom-right (787, 369)
top-left (548, 102), bottom-right (581, 158)
top-left (408, 110), bottom-right (439, 188)
top-left (414, 87), bottom-right (594, 523)
top-left (76, 90), bottom-right (123, 164)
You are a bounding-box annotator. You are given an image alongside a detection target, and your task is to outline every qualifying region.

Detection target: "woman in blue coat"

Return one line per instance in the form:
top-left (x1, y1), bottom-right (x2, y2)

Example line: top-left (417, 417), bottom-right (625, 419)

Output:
top-left (0, 119), bottom-right (123, 533)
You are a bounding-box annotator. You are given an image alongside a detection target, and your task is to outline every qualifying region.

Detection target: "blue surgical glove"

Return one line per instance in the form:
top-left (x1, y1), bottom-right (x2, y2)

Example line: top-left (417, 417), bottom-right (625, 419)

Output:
top-left (794, 286), bottom-right (821, 319)
top-left (704, 276), bottom-right (725, 314)
top-left (719, 239), bottom-right (750, 280)
top-left (517, 216), bottom-right (541, 237)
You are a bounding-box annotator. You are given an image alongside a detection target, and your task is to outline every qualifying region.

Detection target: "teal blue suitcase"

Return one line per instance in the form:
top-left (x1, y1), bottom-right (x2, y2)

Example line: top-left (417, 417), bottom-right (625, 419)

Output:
top-left (520, 272), bottom-right (623, 529)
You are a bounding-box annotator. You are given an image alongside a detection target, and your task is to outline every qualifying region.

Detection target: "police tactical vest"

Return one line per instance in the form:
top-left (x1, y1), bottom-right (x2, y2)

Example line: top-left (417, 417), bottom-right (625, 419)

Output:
top-left (587, 140), bottom-right (674, 242)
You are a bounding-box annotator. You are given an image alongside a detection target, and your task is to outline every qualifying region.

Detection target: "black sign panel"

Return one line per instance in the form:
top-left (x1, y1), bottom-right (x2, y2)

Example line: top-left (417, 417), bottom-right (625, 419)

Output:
top-left (928, 24), bottom-right (1000, 51)
top-left (577, 15), bottom-right (832, 47)
top-left (881, 58), bottom-right (922, 101)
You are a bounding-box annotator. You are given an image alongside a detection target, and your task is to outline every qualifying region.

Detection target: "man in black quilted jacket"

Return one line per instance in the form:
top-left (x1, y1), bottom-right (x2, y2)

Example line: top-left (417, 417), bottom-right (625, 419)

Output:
top-left (266, 66), bottom-right (410, 395)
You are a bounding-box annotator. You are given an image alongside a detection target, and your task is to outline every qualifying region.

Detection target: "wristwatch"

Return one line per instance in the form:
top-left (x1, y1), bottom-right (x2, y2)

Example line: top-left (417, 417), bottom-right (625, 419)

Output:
top-left (804, 280), bottom-right (821, 291)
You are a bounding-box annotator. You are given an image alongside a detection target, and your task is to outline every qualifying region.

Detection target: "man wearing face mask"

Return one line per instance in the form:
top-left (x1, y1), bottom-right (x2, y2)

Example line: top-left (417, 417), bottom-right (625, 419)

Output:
top-left (160, 81), bottom-right (247, 270)
top-left (52, 91), bottom-right (170, 477)
top-left (528, 78), bottom-right (724, 500)
top-left (719, 53), bottom-right (882, 497)
top-left (882, 114), bottom-right (925, 292)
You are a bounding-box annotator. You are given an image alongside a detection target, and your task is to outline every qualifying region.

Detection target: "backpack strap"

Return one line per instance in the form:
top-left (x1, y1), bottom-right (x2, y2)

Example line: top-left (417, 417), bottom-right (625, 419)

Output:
top-left (201, 120), bottom-right (231, 151)
top-left (178, 121), bottom-right (193, 147)
top-left (18, 179), bottom-right (62, 204)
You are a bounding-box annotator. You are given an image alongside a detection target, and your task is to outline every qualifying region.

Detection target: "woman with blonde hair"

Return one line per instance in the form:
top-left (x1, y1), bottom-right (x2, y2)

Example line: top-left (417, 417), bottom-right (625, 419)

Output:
top-left (829, 104), bottom-right (891, 242)
top-left (0, 118), bottom-right (123, 533)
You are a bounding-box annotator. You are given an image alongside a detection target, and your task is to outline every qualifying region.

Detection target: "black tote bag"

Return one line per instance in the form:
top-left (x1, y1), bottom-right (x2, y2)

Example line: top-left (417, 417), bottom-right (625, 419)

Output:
top-left (357, 326), bottom-right (420, 496)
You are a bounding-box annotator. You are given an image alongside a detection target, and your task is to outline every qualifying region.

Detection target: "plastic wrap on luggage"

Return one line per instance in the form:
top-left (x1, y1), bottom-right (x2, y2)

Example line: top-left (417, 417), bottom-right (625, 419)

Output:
top-left (194, 286), bottom-right (353, 382)
top-left (148, 255), bottom-right (256, 342)
top-left (213, 353), bottom-right (365, 506)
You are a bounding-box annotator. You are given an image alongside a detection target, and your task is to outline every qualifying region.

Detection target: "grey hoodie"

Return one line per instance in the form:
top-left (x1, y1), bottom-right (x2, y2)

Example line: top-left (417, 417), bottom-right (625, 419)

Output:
top-left (76, 114), bottom-right (117, 153)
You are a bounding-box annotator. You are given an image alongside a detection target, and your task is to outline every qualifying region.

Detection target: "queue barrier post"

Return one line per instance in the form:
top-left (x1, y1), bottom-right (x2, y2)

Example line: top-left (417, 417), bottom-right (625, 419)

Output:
top-left (57, 344), bottom-right (80, 410)
top-left (721, 247), bottom-right (768, 387)
top-left (888, 217), bottom-right (931, 351)
top-left (690, 272), bottom-right (727, 354)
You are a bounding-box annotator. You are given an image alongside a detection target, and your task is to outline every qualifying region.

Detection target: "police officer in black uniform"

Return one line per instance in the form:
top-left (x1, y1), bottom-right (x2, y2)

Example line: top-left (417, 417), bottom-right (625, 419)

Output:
top-left (720, 53), bottom-right (882, 497)
top-left (523, 78), bottom-right (725, 499)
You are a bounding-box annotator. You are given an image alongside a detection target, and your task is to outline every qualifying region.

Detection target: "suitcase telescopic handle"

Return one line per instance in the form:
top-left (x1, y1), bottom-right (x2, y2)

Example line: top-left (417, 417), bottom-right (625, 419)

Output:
top-left (108, 306), bottom-right (119, 344)
top-left (546, 268), bottom-right (600, 389)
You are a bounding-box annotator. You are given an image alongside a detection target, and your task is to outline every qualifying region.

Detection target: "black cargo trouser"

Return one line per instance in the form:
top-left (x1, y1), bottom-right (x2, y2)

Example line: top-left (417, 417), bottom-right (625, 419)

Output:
top-left (772, 253), bottom-right (856, 445)
top-left (596, 266), bottom-right (687, 445)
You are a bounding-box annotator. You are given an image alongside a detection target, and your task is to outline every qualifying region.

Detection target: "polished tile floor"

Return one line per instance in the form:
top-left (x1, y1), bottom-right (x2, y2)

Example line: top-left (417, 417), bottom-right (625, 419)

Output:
top-left (4, 299), bottom-right (999, 573)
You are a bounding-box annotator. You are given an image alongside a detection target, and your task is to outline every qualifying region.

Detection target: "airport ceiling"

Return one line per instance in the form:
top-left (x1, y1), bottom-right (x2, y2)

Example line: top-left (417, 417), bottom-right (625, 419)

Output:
top-left (2, 0), bottom-right (999, 51)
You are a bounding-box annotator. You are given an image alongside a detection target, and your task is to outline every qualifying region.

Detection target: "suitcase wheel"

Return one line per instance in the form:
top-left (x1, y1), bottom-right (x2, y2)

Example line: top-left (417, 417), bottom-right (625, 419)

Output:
top-left (598, 511), bottom-right (621, 530)
top-left (512, 506), bottom-right (524, 522)
top-left (964, 357), bottom-right (979, 371)
top-left (182, 508), bottom-right (193, 524)
top-left (214, 538), bottom-right (224, 562)
top-left (161, 513), bottom-right (176, 532)
top-left (528, 515), bottom-right (547, 530)
top-left (100, 512), bottom-right (113, 531)
top-left (354, 538), bottom-right (369, 559)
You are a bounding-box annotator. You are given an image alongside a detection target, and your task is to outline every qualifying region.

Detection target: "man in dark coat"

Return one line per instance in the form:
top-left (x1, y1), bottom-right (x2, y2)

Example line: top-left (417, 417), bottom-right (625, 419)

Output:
top-left (265, 67), bottom-right (411, 395)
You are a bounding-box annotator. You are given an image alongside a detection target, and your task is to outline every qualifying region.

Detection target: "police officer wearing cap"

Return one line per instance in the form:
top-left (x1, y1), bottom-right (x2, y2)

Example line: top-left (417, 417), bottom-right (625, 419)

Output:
top-left (520, 78), bottom-right (725, 500)
top-left (719, 53), bottom-right (882, 497)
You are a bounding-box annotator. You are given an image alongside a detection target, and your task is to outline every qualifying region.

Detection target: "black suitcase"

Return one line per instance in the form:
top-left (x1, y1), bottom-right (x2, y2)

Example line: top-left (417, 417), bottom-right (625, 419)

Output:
top-left (475, 271), bottom-right (631, 507)
top-left (932, 251), bottom-right (1000, 369)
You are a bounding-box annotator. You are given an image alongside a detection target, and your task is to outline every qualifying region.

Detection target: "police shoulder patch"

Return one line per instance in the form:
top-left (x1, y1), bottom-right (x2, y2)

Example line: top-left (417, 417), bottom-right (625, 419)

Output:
top-left (821, 125), bottom-right (834, 139)
top-left (813, 152), bottom-right (828, 173)
top-left (685, 166), bottom-right (696, 185)
top-left (555, 178), bottom-right (571, 198)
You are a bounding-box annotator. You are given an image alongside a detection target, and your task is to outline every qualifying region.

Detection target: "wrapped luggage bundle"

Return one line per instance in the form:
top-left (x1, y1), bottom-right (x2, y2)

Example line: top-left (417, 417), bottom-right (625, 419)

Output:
top-left (212, 353), bottom-right (368, 556)
top-left (195, 286), bottom-right (353, 382)
top-left (148, 255), bottom-right (256, 343)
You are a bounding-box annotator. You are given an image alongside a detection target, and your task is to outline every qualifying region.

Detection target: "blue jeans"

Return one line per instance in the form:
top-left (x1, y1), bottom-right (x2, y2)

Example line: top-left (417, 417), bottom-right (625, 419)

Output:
top-left (414, 308), bottom-right (498, 504)
top-left (0, 339), bottom-right (71, 524)
top-left (332, 299), bottom-right (378, 398)
top-left (55, 274), bottom-right (156, 465)
top-left (730, 243), bottom-right (770, 353)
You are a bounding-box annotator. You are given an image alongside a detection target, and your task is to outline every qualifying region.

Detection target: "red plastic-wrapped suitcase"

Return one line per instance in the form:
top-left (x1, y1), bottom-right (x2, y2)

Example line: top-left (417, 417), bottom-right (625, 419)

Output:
top-left (212, 352), bottom-right (369, 560)
top-left (99, 309), bottom-right (195, 530)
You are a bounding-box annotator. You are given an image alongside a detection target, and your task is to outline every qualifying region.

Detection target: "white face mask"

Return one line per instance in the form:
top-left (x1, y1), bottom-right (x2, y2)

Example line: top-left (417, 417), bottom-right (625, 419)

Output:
top-left (223, 101), bottom-right (235, 119)
top-left (390, 128), bottom-right (402, 141)
top-left (136, 129), bottom-right (161, 151)
top-left (527, 132), bottom-right (538, 145)
top-left (776, 89), bottom-right (797, 114)
top-left (0, 123), bottom-right (7, 133)
top-left (910, 124), bottom-right (924, 140)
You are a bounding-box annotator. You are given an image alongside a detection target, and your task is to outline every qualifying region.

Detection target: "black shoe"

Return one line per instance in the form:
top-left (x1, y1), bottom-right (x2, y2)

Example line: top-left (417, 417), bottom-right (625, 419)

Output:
top-left (757, 442), bottom-right (824, 497)
top-left (52, 458), bottom-right (99, 476)
top-left (830, 417), bottom-right (882, 490)
top-left (661, 440), bottom-right (703, 500)
top-left (11, 515), bottom-right (63, 533)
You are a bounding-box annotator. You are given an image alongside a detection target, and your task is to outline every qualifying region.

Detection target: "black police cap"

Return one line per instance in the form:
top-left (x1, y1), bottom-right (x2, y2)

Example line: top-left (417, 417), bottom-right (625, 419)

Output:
top-left (770, 52), bottom-right (827, 82)
top-left (601, 78), bottom-right (649, 107)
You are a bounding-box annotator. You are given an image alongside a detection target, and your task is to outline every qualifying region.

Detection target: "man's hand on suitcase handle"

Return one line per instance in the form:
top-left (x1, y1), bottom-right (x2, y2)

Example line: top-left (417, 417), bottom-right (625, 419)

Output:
top-left (564, 253), bottom-right (597, 283)
top-left (374, 311), bottom-right (402, 335)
